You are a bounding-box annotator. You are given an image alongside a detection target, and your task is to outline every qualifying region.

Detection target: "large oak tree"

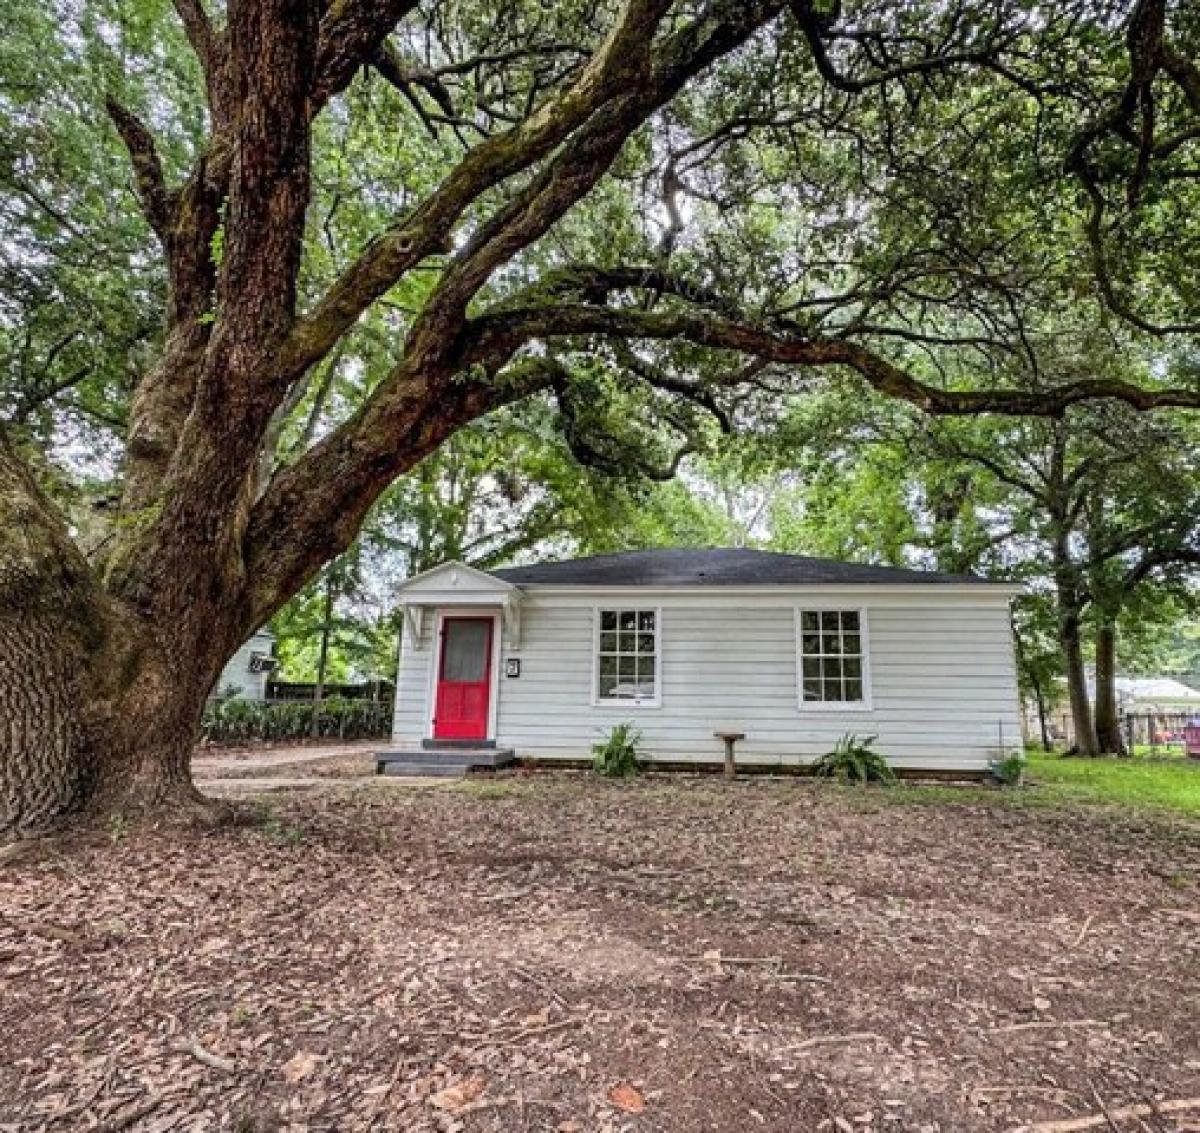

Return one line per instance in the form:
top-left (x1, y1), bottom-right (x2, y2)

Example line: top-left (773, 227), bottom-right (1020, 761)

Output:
top-left (3, 0), bottom-right (1200, 834)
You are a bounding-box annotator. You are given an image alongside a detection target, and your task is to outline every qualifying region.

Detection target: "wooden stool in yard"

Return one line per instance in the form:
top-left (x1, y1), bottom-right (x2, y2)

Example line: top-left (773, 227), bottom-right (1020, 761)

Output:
top-left (714, 731), bottom-right (745, 779)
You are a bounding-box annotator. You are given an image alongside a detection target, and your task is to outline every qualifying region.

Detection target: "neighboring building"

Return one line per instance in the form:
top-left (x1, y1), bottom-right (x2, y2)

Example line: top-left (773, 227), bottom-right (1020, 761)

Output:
top-left (213, 628), bottom-right (278, 700)
top-left (390, 548), bottom-right (1023, 774)
top-left (1088, 675), bottom-right (1200, 716)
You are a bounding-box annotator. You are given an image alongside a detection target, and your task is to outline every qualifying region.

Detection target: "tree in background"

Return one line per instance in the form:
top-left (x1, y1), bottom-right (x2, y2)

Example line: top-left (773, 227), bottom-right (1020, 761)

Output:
top-left (269, 398), bottom-right (747, 681)
top-left (1010, 594), bottom-right (1066, 753)
top-left (270, 551), bottom-right (388, 695)
top-left (756, 387), bottom-right (1200, 755)
top-left (1126, 617), bottom-right (1200, 687)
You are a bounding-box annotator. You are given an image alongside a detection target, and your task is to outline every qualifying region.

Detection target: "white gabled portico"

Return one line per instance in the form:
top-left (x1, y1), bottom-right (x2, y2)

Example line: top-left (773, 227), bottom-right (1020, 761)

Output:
top-left (393, 562), bottom-right (522, 747)
top-left (396, 560), bottom-right (523, 649)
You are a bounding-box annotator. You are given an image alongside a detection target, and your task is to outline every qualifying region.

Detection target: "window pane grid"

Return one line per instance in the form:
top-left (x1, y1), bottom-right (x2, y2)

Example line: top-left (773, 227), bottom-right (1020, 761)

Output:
top-left (597, 609), bottom-right (657, 701)
top-left (798, 610), bottom-right (865, 704)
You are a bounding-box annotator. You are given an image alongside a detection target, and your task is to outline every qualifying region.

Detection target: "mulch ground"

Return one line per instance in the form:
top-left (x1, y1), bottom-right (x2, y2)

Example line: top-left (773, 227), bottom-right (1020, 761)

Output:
top-left (1, 774), bottom-right (1199, 1132)
top-left (208, 753), bottom-right (379, 780)
top-left (192, 741), bottom-right (379, 767)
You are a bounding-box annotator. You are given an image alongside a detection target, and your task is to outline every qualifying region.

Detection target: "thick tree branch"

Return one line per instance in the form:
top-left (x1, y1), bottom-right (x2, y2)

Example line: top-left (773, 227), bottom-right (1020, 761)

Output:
top-left (106, 0), bottom-right (323, 621)
top-left (310, 0), bottom-right (423, 110)
top-left (172, 0), bottom-right (221, 76)
top-left (104, 98), bottom-right (175, 242)
top-left (279, 0), bottom-right (687, 379)
top-left (242, 354), bottom-right (559, 623)
top-left (466, 296), bottom-right (1200, 417)
top-left (171, 0), bottom-right (236, 122)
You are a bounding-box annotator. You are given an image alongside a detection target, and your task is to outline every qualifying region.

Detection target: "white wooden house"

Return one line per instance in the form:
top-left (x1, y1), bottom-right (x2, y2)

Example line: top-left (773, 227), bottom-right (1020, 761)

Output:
top-left (213, 628), bottom-right (278, 700)
top-left (389, 548), bottom-right (1022, 774)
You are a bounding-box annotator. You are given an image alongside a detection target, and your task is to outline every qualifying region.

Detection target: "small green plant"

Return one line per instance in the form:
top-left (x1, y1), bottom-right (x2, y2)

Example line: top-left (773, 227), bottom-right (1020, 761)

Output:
top-left (261, 810), bottom-right (305, 847)
top-left (107, 811), bottom-right (131, 844)
top-left (991, 750), bottom-right (1027, 786)
top-left (811, 733), bottom-right (894, 784)
top-left (592, 723), bottom-right (642, 778)
top-left (231, 1003), bottom-right (255, 1026)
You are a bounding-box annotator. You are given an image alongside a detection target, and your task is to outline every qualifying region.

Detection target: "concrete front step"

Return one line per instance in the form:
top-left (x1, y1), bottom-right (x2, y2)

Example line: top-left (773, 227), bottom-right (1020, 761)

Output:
top-left (378, 762), bottom-right (474, 779)
top-left (375, 746), bottom-right (516, 778)
top-left (420, 737), bottom-right (497, 751)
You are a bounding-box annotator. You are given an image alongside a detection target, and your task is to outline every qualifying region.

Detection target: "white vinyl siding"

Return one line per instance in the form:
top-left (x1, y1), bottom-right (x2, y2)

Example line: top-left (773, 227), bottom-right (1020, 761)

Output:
top-left (392, 615), bottom-right (436, 743)
top-left (395, 586), bottom-right (1022, 772)
top-left (213, 631), bottom-right (275, 700)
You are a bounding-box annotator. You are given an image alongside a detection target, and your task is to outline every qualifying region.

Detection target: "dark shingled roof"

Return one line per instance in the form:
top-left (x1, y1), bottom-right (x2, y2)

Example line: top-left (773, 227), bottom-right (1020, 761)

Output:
top-left (489, 548), bottom-right (993, 587)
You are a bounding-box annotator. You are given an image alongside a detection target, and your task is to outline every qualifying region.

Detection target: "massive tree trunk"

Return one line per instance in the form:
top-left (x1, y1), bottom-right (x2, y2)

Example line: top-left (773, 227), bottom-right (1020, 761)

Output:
top-left (1094, 619), bottom-right (1127, 755)
top-left (1, 599), bottom-right (237, 837)
top-left (0, 443), bottom-right (228, 835)
top-left (1, 446), bottom-right (107, 832)
top-left (86, 648), bottom-right (225, 823)
top-left (2, 644), bottom-right (226, 838)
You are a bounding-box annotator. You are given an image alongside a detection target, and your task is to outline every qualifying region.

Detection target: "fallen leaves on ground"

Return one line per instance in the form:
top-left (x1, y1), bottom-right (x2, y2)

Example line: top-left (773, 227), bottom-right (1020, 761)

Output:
top-left (607, 1083), bottom-right (646, 1113)
top-left (1, 773), bottom-right (1198, 1131)
top-left (281, 1049), bottom-right (319, 1084)
top-left (431, 1073), bottom-right (488, 1111)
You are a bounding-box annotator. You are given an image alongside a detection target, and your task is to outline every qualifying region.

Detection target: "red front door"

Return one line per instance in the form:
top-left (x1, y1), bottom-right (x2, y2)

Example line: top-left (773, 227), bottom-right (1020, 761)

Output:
top-left (434, 617), bottom-right (493, 740)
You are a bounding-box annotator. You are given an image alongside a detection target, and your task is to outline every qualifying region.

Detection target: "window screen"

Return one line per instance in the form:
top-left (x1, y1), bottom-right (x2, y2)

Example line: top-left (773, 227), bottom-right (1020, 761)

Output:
top-left (441, 619), bottom-right (490, 683)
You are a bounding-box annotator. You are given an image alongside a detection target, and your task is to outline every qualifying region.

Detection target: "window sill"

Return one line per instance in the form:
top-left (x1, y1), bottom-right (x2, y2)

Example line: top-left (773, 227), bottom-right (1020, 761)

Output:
top-left (798, 700), bottom-right (874, 713)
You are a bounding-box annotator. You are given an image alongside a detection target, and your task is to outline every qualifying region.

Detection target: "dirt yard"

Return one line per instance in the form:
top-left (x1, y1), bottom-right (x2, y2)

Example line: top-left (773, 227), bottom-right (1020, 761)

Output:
top-left (2, 774), bottom-right (1199, 1132)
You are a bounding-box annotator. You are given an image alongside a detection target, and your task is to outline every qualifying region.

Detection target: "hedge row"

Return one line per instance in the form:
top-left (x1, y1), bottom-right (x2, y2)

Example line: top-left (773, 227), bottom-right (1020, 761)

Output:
top-left (200, 697), bottom-right (393, 744)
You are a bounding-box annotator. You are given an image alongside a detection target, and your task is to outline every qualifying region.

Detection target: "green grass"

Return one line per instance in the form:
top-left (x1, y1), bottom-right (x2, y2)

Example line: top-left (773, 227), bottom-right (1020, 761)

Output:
top-left (1024, 753), bottom-right (1200, 816)
top-left (853, 753), bottom-right (1200, 818)
top-left (1130, 742), bottom-right (1186, 759)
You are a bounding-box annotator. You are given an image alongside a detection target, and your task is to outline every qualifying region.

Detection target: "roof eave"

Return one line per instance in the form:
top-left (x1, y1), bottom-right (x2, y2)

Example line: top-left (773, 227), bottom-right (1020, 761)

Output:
top-left (503, 580), bottom-right (1023, 596)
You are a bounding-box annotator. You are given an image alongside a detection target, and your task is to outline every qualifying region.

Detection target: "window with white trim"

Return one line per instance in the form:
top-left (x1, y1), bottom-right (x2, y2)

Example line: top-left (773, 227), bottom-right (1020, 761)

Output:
top-left (596, 609), bottom-right (659, 704)
top-left (798, 609), bottom-right (866, 704)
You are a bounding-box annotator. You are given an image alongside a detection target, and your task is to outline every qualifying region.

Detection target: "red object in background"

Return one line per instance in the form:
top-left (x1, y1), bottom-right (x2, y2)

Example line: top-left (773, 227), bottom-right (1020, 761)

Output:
top-left (1185, 720), bottom-right (1200, 758)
